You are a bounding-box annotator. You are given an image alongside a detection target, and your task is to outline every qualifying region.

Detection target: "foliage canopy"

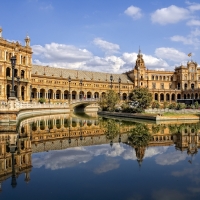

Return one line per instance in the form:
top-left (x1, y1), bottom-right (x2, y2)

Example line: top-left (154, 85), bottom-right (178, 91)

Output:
top-left (129, 87), bottom-right (152, 111)
top-left (98, 90), bottom-right (120, 111)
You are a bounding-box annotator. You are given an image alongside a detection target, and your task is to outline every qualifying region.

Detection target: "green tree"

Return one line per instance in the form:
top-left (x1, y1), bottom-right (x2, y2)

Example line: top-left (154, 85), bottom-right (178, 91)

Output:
top-left (129, 87), bottom-right (152, 111)
top-left (104, 119), bottom-right (119, 140)
top-left (128, 123), bottom-right (151, 147)
top-left (98, 90), bottom-right (120, 111)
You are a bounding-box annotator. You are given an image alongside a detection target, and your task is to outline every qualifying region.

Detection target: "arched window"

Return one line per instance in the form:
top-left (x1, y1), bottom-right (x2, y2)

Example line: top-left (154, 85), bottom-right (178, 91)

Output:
top-left (184, 84), bottom-right (187, 90)
top-left (6, 67), bottom-right (11, 77)
top-left (21, 70), bottom-right (25, 79)
top-left (23, 56), bottom-right (26, 65)
top-left (155, 93), bottom-right (158, 101)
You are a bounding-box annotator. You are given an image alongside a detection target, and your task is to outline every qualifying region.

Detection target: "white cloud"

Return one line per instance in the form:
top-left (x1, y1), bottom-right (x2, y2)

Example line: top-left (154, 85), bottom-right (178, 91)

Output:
top-left (94, 159), bottom-right (119, 174)
top-left (155, 47), bottom-right (188, 62)
top-left (93, 38), bottom-right (120, 55)
top-left (33, 43), bottom-right (93, 62)
top-left (122, 52), bottom-right (169, 70)
top-left (32, 40), bottom-right (180, 73)
top-left (155, 151), bottom-right (187, 165)
top-left (187, 19), bottom-right (200, 26)
top-left (32, 148), bottom-right (93, 170)
top-left (187, 2), bottom-right (200, 12)
top-left (151, 5), bottom-right (190, 25)
top-left (170, 28), bottom-right (200, 48)
top-left (32, 144), bottom-right (169, 171)
top-left (124, 5), bottom-right (142, 20)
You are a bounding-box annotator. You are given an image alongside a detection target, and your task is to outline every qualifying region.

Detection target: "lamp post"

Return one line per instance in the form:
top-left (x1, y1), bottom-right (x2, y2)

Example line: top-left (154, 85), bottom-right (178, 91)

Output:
top-left (80, 79), bottom-right (83, 100)
top-left (10, 56), bottom-right (17, 98)
top-left (110, 74), bottom-right (113, 90)
top-left (30, 85), bottom-right (32, 103)
top-left (17, 76), bottom-right (20, 100)
top-left (68, 76), bottom-right (71, 103)
top-left (118, 77), bottom-right (121, 100)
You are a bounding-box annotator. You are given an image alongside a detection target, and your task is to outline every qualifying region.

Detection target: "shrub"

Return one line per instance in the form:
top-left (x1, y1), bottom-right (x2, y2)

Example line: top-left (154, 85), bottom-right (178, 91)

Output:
top-left (194, 101), bottom-right (199, 109)
top-left (168, 102), bottom-right (177, 109)
top-left (151, 101), bottom-right (160, 109)
top-left (163, 102), bottom-right (169, 109)
top-left (176, 103), bottom-right (186, 110)
top-left (38, 98), bottom-right (46, 104)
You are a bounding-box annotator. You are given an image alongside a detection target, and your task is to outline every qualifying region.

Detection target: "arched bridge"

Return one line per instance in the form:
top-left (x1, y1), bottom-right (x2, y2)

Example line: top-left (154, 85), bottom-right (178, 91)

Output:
top-left (70, 98), bottom-right (99, 111)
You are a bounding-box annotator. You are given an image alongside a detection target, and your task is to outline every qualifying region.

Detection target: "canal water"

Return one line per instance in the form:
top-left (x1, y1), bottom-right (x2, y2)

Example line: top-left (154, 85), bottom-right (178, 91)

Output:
top-left (0, 113), bottom-right (200, 200)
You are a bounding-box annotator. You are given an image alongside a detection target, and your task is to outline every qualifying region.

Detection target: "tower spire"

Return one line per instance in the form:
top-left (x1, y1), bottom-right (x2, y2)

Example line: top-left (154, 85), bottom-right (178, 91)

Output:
top-left (139, 46), bottom-right (141, 55)
top-left (25, 35), bottom-right (30, 47)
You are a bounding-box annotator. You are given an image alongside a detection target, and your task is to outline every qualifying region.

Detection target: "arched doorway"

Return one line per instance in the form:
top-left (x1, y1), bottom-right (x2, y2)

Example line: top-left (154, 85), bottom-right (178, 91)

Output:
top-left (56, 90), bottom-right (61, 99)
top-left (40, 89), bottom-right (45, 98)
top-left (79, 91), bottom-right (84, 99)
top-left (166, 93), bottom-right (170, 101)
top-left (72, 91), bottom-right (77, 100)
top-left (123, 93), bottom-right (127, 100)
top-left (64, 90), bottom-right (68, 99)
top-left (87, 92), bottom-right (92, 98)
top-left (94, 92), bottom-right (99, 99)
top-left (160, 93), bottom-right (164, 101)
top-left (171, 94), bottom-right (175, 101)
top-left (102, 92), bottom-right (106, 98)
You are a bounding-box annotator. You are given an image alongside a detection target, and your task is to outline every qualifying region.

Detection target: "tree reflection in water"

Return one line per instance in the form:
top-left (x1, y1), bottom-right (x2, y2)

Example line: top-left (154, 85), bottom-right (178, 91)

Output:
top-left (128, 123), bottom-right (151, 166)
top-left (104, 119), bottom-right (120, 146)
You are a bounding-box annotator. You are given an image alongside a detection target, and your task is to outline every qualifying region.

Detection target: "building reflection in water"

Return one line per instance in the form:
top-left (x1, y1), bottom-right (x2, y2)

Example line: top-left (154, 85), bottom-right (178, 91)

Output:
top-left (0, 114), bottom-right (200, 190)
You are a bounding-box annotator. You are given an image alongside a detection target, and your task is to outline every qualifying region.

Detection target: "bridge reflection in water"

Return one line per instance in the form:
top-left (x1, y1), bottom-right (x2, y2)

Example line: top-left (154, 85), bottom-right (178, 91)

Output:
top-left (0, 114), bottom-right (200, 192)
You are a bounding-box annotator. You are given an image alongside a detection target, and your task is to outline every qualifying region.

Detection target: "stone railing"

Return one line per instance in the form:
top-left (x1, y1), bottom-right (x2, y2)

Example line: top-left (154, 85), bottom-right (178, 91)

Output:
top-left (71, 98), bottom-right (98, 104)
top-left (0, 98), bottom-right (98, 111)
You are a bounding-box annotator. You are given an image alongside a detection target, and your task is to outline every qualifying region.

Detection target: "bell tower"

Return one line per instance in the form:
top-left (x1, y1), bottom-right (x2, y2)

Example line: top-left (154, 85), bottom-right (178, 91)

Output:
top-left (134, 48), bottom-right (146, 70)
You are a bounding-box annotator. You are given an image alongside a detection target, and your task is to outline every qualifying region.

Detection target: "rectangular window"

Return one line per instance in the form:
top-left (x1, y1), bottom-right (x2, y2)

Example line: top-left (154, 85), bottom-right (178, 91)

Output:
top-left (0, 85), bottom-right (2, 95)
top-left (152, 83), bottom-right (156, 89)
top-left (0, 65), bottom-right (2, 76)
top-left (161, 83), bottom-right (164, 89)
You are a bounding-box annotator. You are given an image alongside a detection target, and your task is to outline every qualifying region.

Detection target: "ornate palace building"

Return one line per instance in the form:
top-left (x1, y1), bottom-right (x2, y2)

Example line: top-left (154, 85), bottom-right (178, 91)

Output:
top-left (0, 28), bottom-right (199, 104)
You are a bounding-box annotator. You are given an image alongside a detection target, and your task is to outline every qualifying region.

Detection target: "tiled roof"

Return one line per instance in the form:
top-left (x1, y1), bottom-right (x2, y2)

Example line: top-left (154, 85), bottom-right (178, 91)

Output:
top-left (32, 65), bottom-right (132, 83)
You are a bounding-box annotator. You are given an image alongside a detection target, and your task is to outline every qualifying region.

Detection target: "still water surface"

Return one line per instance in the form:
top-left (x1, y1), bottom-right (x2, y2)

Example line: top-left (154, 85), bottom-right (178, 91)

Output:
top-left (0, 113), bottom-right (200, 200)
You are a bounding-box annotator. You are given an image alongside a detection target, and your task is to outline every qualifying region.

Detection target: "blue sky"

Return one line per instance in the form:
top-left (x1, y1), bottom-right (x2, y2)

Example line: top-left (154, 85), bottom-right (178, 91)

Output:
top-left (1, 0), bottom-right (200, 73)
